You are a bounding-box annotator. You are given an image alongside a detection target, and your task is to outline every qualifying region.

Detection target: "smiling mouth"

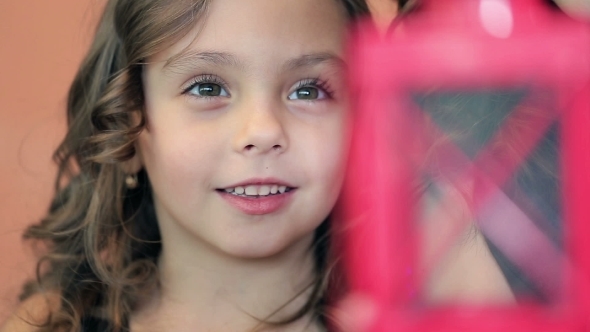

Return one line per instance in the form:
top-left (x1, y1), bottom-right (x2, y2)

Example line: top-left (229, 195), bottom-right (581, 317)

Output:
top-left (217, 184), bottom-right (295, 198)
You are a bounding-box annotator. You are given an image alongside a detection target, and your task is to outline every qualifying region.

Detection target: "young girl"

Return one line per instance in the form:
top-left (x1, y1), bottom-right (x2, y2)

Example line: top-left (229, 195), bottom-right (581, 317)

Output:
top-left (1, 0), bottom-right (373, 331)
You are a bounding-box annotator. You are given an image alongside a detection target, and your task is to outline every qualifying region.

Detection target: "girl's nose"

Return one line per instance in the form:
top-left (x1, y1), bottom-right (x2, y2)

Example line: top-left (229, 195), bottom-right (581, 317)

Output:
top-left (232, 99), bottom-right (288, 155)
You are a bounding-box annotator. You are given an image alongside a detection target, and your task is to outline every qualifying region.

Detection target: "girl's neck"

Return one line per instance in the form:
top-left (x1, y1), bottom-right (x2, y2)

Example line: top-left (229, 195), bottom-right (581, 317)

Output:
top-left (131, 224), bottom-right (322, 332)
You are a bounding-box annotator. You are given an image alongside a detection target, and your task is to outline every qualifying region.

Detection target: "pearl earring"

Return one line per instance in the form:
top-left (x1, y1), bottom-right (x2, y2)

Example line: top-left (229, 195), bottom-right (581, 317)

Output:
top-left (125, 173), bottom-right (138, 189)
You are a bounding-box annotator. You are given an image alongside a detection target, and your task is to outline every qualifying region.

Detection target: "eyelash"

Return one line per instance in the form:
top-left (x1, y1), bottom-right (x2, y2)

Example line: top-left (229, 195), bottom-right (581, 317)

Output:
top-left (294, 77), bottom-right (335, 99)
top-left (182, 74), bottom-right (229, 97)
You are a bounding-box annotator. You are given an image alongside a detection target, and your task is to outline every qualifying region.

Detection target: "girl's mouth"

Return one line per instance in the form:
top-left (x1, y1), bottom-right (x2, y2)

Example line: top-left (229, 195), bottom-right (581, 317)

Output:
top-left (216, 185), bottom-right (296, 215)
top-left (217, 184), bottom-right (294, 198)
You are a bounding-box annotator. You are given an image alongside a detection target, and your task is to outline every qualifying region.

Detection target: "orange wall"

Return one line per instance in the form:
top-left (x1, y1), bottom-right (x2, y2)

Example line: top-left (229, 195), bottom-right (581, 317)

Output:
top-left (0, 0), bottom-right (104, 323)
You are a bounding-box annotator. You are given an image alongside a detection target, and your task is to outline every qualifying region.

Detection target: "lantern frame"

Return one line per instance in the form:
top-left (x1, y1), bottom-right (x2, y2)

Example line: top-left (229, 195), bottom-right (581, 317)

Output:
top-left (339, 1), bottom-right (590, 331)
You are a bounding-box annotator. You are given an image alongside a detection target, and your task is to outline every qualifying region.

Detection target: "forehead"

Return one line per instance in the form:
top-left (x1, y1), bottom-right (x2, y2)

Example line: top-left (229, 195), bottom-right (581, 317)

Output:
top-left (150, 0), bottom-right (348, 66)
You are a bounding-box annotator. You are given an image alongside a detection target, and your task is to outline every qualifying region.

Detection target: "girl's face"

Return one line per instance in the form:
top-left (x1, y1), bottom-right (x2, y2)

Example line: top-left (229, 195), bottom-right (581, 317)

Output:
top-left (137, 0), bottom-right (350, 258)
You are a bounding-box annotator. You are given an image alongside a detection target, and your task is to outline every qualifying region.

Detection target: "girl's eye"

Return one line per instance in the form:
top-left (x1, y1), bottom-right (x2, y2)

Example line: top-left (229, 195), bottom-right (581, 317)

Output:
top-left (182, 75), bottom-right (230, 99)
top-left (287, 79), bottom-right (332, 101)
top-left (288, 87), bottom-right (325, 100)
top-left (188, 83), bottom-right (229, 97)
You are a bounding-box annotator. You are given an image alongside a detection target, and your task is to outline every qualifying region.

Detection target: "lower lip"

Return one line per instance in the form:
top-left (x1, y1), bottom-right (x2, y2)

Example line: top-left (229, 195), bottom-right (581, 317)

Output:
top-left (218, 190), bottom-right (294, 215)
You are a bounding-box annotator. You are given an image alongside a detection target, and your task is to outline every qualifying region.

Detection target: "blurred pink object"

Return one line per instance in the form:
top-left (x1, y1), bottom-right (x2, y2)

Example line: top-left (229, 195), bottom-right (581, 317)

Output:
top-left (338, 0), bottom-right (590, 330)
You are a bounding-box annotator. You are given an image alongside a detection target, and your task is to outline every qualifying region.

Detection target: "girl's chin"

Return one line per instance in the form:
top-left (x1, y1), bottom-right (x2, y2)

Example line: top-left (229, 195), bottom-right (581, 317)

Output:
top-left (211, 230), bottom-right (316, 261)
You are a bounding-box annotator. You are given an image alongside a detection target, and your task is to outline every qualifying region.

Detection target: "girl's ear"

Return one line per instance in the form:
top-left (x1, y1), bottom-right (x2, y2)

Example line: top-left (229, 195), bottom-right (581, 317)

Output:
top-left (120, 109), bottom-right (146, 175)
top-left (121, 144), bottom-right (144, 175)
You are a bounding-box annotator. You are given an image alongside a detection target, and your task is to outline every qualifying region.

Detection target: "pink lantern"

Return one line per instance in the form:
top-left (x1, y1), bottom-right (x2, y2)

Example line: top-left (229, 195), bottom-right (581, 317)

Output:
top-left (338, 0), bottom-right (590, 330)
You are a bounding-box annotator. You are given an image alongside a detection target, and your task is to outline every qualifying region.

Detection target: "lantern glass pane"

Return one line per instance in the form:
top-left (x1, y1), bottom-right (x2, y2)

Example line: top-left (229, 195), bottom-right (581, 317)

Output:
top-left (404, 88), bottom-right (564, 307)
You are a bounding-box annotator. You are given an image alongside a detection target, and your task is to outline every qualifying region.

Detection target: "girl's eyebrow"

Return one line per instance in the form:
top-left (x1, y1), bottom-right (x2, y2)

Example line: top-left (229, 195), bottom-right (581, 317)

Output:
top-left (162, 50), bottom-right (346, 75)
top-left (163, 51), bottom-right (243, 74)
top-left (283, 52), bottom-right (347, 71)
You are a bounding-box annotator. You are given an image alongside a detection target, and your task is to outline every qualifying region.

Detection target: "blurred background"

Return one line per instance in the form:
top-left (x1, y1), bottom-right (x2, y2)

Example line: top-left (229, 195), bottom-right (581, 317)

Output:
top-left (0, 0), bottom-right (104, 323)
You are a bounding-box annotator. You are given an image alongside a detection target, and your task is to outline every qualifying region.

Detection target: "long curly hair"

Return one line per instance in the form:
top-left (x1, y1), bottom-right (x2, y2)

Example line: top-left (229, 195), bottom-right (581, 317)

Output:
top-left (18, 0), bottom-right (372, 331)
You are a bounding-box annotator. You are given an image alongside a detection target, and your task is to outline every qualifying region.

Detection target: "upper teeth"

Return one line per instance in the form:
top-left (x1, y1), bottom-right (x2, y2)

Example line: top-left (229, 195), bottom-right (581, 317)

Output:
top-left (223, 185), bottom-right (288, 196)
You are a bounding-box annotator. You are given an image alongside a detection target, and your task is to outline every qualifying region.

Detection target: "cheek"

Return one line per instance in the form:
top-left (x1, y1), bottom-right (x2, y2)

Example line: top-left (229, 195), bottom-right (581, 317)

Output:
top-left (324, 139), bottom-right (348, 196)
top-left (303, 113), bottom-right (349, 192)
top-left (137, 125), bottom-right (222, 195)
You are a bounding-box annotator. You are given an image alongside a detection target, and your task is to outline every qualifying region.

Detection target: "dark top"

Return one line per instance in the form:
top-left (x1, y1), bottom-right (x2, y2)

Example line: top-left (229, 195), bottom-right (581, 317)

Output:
top-left (80, 317), bottom-right (117, 332)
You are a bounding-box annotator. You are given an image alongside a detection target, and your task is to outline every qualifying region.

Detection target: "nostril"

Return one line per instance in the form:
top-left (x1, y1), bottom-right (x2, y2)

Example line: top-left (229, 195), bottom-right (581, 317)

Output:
top-left (242, 144), bottom-right (282, 152)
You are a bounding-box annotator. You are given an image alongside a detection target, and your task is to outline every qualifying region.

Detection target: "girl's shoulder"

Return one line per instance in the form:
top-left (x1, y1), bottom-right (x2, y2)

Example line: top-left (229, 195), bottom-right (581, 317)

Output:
top-left (0, 292), bottom-right (59, 332)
